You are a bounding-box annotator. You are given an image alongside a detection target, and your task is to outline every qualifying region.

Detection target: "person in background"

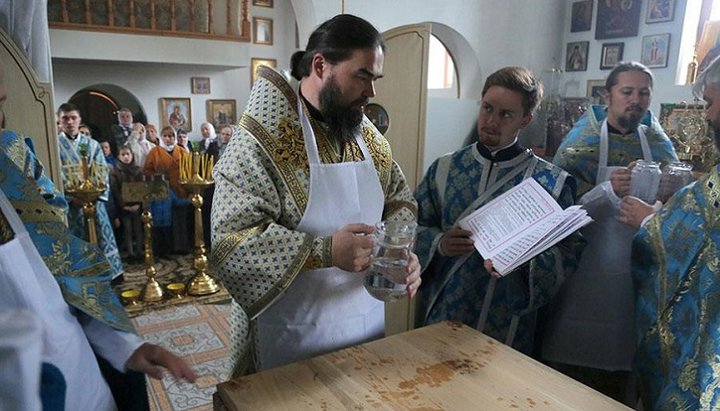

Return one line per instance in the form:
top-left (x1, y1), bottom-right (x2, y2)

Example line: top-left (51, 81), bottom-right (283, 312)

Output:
top-left (79, 123), bottom-right (93, 140)
top-left (414, 66), bottom-right (582, 355)
top-left (108, 108), bottom-right (134, 156)
top-left (211, 14), bottom-right (420, 375)
top-left (110, 145), bottom-right (144, 263)
top-left (143, 126), bottom-right (191, 256)
top-left (57, 102), bottom-right (124, 282)
top-left (198, 122), bottom-right (216, 154)
top-left (176, 128), bottom-right (191, 152)
top-left (541, 61), bottom-right (677, 405)
top-left (146, 123), bottom-right (160, 145)
top-left (127, 122), bottom-right (153, 167)
top-left (628, 54), bottom-right (720, 410)
top-left (100, 140), bottom-right (116, 168)
top-left (206, 125), bottom-right (232, 161)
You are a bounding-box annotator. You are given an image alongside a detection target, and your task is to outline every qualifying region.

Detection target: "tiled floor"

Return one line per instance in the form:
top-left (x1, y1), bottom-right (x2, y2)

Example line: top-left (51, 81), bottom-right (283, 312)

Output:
top-left (132, 303), bottom-right (233, 411)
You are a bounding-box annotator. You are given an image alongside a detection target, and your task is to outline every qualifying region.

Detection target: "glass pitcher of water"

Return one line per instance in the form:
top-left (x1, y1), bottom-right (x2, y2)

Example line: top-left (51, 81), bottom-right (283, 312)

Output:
top-left (363, 221), bottom-right (416, 302)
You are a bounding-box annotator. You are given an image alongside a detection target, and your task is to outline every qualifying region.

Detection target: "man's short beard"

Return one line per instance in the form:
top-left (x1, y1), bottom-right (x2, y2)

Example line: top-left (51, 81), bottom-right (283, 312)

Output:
top-left (617, 112), bottom-right (643, 132)
top-left (318, 77), bottom-right (365, 144)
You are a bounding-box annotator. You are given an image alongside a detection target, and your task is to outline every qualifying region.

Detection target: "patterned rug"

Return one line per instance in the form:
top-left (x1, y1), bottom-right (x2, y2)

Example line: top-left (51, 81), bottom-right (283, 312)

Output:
top-left (116, 254), bottom-right (231, 317)
top-left (132, 302), bottom-right (233, 411)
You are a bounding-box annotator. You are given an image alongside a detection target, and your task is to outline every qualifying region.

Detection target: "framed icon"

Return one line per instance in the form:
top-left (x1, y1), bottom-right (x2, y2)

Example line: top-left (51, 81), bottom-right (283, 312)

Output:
top-left (252, 0), bottom-right (273, 7)
top-left (565, 41), bottom-right (589, 72)
top-left (586, 80), bottom-right (606, 105)
top-left (600, 43), bottom-right (624, 70)
top-left (191, 77), bottom-right (210, 94)
top-left (253, 17), bottom-right (273, 45)
top-left (646, 0), bottom-right (676, 24)
top-left (250, 57), bottom-right (277, 84)
top-left (595, 0), bottom-right (641, 40)
top-left (159, 97), bottom-right (192, 131)
top-left (641, 33), bottom-right (671, 68)
top-left (207, 99), bottom-right (237, 128)
top-left (571, 0), bottom-right (593, 32)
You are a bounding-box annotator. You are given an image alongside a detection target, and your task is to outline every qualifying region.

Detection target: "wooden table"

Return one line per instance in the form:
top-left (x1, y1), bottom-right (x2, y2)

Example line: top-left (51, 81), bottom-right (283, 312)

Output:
top-left (215, 321), bottom-right (630, 410)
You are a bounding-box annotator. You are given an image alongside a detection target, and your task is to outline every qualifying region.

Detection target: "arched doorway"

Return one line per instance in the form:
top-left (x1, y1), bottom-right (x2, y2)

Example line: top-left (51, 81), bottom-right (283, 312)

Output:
top-left (68, 84), bottom-right (147, 142)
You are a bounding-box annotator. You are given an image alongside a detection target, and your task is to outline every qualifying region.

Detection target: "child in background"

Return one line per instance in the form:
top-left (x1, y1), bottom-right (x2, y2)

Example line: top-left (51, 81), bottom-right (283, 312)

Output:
top-left (100, 141), bottom-right (116, 168)
top-left (110, 145), bottom-right (144, 262)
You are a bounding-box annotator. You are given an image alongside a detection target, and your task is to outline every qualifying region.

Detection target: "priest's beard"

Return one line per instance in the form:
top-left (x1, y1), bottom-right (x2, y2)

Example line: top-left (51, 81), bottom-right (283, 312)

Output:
top-left (616, 105), bottom-right (644, 132)
top-left (319, 76), bottom-right (366, 143)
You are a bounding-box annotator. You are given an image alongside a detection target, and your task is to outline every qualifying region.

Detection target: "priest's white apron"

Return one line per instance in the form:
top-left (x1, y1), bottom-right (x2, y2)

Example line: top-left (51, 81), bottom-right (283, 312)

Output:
top-left (256, 97), bottom-right (385, 369)
top-left (543, 120), bottom-right (651, 370)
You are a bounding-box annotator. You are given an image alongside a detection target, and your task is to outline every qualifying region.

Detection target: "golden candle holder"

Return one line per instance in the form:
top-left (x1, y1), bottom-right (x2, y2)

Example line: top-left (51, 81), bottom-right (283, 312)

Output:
top-left (180, 152), bottom-right (220, 296)
top-left (64, 151), bottom-right (106, 245)
top-left (121, 178), bottom-right (170, 302)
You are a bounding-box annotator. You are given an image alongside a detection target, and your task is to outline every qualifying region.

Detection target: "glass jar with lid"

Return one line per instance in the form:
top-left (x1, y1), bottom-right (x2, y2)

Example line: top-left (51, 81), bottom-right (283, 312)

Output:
top-left (629, 160), bottom-right (662, 203)
top-left (657, 161), bottom-right (694, 202)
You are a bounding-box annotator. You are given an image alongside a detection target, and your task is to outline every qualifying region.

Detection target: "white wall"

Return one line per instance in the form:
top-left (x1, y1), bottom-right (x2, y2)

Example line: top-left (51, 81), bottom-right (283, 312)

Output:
top-left (50, 0), bottom-right (299, 140)
top-left (292, 0), bottom-right (567, 101)
top-left (424, 98), bottom-right (479, 172)
top-left (559, 0), bottom-right (696, 115)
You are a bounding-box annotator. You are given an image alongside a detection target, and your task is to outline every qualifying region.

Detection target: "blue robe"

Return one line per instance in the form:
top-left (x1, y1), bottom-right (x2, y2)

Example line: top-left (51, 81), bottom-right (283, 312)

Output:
top-left (0, 129), bottom-right (132, 331)
top-left (542, 105), bottom-right (678, 371)
top-left (633, 165), bottom-right (720, 410)
top-left (414, 143), bottom-right (583, 353)
top-left (58, 132), bottom-right (123, 278)
top-left (554, 105), bottom-right (677, 197)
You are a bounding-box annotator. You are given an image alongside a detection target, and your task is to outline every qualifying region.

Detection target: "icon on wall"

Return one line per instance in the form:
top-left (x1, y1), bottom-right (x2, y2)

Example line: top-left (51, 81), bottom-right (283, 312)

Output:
top-left (641, 33), bottom-right (670, 68)
top-left (565, 41), bottom-right (589, 72)
top-left (571, 0), bottom-right (593, 32)
top-left (600, 42), bottom-right (624, 70)
top-left (595, 0), bottom-right (641, 40)
top-left (160, 97), bottom-right (192, 131)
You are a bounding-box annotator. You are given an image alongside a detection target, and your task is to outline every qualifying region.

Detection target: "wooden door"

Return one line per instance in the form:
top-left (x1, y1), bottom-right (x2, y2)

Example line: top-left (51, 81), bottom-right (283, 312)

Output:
top-left (375, 23), bottom-right (431, 336)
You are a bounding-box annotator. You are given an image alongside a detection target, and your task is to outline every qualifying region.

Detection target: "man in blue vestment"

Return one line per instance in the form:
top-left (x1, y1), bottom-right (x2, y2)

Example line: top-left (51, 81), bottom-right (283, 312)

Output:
top-left (414, 66), bottom-right (583, 354)
top-left (631, 55), bottom-right (720, 410)
top-left (57, 102), bottom-right (124, 281)
top-left (542, 61), bottom-right (677, 405)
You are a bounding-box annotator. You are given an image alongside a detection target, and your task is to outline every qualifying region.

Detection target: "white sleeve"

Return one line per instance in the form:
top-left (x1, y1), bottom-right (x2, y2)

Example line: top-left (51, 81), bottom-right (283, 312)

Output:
top-left (77, 310), bottom-right (144, 372)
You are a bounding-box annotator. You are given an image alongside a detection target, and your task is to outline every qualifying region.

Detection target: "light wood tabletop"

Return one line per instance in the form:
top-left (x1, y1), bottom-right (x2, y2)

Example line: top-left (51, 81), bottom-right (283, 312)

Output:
top-left (215, 321), bottom-right (630, 410)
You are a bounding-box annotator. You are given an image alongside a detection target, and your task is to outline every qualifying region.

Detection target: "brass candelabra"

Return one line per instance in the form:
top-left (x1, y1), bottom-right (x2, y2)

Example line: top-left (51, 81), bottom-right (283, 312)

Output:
top-left (180, 152), bottom-right (220, 296)
top-left (121, 178), bottom-right (169, 302)
top-left (64, 149), bottom-right (106, 245)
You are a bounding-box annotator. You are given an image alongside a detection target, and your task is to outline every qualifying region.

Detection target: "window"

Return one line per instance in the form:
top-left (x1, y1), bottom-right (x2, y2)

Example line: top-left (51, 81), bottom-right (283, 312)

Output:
top-left (427, 35), bottom-right (457, 95)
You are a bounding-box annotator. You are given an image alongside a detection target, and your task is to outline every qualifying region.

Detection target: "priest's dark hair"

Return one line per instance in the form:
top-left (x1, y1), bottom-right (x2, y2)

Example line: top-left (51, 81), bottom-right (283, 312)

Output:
top-left (290, 14), bottom-right (385, 80)
top-left (605, 61), bottom-right (654, 92)
top-left (482, 66), bottom-right (544, 116)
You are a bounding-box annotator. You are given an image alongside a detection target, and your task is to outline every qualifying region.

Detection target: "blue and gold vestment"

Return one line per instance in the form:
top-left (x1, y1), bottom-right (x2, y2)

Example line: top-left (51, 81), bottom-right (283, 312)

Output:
top-left (0, 129), bottom-right (132, 332)
top-left (414, 142), bottom-right (583, 353)
top-left (634, 165), bottom-right (720, 410)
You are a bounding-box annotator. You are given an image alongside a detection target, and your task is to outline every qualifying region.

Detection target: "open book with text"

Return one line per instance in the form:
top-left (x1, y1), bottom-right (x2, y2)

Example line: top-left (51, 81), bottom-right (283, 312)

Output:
top-left (458, 178), bottom-right (592, 276)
